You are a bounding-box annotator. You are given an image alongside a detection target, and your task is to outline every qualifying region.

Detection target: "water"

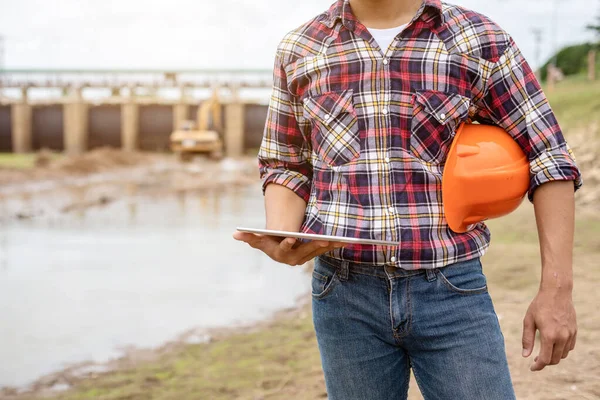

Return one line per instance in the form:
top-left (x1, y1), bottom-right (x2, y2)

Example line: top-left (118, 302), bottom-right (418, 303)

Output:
top-left (0, 185), bottom-right (311, 388)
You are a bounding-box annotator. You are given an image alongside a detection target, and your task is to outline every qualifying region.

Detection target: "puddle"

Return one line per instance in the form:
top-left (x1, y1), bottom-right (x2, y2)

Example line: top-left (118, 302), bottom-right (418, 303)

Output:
top-left (0, 185), bottom-right (310, 388)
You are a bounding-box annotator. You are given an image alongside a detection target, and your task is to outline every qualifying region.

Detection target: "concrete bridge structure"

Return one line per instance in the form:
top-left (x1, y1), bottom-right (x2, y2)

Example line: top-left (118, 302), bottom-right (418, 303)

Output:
top-left (0, 69), bottom-right (273, 157)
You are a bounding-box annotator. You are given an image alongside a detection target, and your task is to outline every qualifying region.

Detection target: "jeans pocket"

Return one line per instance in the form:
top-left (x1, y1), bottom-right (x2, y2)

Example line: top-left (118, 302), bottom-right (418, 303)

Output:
top-left (436, 259), bottom-right (488, 295)
top-left (410, 90), bottom-right (470, 164)
top-left (311, 257), bottom-right (339, 299)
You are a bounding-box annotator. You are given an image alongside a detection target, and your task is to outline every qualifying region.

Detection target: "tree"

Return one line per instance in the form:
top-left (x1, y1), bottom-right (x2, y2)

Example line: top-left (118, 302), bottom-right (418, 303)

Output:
top-left (540, 43), bottom-right (595, 81)
top-left (587, 16), bottom-right (600, 37)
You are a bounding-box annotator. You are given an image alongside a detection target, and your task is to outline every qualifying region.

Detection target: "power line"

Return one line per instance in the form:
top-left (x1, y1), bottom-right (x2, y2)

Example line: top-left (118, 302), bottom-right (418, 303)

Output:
top-left (550, 0), bottom-right (561, 68)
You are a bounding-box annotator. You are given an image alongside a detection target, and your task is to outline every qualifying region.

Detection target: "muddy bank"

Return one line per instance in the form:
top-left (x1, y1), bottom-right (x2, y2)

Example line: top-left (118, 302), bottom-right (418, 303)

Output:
top-left (0, 293), bottom-right (313, 399)
top-left (0, 149), bottom-right (163, 184)
top-left (0, 149), bottom-right (258, 221)
top-left (3, 206), bottom-right (598, 400)
top-left (0, 176), bottom-right (312, 393)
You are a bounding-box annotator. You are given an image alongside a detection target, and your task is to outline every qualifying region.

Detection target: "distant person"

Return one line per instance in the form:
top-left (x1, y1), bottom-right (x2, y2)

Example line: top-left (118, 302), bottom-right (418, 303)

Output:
top-left (234, 0), bottom-right (582, 398)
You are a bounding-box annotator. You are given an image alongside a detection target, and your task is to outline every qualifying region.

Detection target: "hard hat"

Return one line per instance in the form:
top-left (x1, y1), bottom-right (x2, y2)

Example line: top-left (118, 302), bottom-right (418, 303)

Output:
top-left (442, 123), bottom-right (530, 233)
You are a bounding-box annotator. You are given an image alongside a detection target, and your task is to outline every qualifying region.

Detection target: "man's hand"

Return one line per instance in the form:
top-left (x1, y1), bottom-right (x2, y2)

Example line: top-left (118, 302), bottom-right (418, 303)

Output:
top-left (233, 232), bottom-right (345, 266)
top-left (522, 288), bottom-right (577, 371)
top-left (525, 180), bottom-right (577, 372)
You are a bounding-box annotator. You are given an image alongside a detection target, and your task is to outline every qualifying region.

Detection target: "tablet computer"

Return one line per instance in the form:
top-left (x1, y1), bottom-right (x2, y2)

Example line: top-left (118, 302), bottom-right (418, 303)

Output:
top-left (236, 227), bottom-right (399, 247)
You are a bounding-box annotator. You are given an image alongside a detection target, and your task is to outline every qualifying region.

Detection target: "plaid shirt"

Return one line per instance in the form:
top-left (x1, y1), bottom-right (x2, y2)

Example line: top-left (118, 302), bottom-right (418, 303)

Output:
top-left (258, 0), bottom-right (582, 269)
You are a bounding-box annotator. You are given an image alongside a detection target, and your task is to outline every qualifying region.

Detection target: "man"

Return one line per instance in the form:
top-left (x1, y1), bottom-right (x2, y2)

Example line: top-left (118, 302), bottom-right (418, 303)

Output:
top-left (234, 0), bottom-right (582, 398)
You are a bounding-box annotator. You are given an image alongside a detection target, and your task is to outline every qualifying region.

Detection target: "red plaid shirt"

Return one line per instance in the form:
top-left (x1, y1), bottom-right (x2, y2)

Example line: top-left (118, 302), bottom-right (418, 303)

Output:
top-left (258, 0), bottom-right (582, 269)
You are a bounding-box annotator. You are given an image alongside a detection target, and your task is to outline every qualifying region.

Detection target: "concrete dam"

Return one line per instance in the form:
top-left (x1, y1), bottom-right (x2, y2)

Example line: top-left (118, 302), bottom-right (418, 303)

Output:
top-left (0, 69), bottom-right (273, 157)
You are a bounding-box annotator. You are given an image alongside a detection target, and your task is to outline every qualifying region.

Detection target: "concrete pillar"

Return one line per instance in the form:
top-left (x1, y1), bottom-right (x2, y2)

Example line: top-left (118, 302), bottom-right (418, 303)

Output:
top-left (173, 103), bottom-right (188, 131)
top-left (11, 92), bottom-right (32, 153)
top-left (121, 101), bottom-right (139, 151)
top-left (63, 88), bottom-right (88, 155)
top-left (224, 101), bottom-right (245, 158)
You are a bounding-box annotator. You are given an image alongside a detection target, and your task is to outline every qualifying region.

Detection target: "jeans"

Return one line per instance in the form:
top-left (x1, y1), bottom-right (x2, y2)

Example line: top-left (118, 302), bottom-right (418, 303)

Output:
top-left (312, 256), bottom-right (516, 400)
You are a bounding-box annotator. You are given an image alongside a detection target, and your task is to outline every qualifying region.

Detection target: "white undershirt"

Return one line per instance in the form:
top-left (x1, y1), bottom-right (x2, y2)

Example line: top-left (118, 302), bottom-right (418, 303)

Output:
top-left (367, 23), bottom-right (408, 54)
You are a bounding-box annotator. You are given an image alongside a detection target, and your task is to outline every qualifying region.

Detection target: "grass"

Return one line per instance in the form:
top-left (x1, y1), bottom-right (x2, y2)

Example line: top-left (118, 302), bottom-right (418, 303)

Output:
top-left (0, 152), bottom-right (63, 169)
top-left (0, 154), bottom-right (39, 169)
top-left (15, 309), bottom-right (325, 400)
top-left (544, 74), bottom-right (600, 131)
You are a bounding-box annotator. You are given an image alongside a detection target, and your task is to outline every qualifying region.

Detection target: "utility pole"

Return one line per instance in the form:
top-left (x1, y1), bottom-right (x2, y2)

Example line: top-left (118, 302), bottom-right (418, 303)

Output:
top-left (587, 7), bottom-right (600, 81)
top-left (0, 35), bottom-right (4, 71)
top-left (547, 0), bottom-right (562, 91)
top-left (531, 28), bottom-right (543, 81)
top-left (0, 35), bottom-right (5, 97)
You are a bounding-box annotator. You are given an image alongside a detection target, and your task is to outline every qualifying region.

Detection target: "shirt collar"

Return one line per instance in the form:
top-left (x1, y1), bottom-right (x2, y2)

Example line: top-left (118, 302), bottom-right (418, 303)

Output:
top-left (321, 0), bottom-right (443, 30)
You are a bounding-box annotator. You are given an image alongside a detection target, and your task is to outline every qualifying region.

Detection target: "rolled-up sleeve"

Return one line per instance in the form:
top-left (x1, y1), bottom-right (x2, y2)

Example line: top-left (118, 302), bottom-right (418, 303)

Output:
top-left (258, 47), bottom-right (312, 203)
top-left (478, 38), bottom-right (582, 202)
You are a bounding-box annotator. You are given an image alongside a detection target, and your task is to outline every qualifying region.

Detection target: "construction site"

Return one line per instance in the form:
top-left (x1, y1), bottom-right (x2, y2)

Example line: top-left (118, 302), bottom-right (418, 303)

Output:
top-left (1, 8), bottom-right (600, 398)
top-left (0, 69), bottom-right (271, 157)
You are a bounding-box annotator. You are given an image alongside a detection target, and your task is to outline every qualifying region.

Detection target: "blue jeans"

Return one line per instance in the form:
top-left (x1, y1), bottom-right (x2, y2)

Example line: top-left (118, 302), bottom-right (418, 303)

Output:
top-left (312, 256), bottom-right (516, 400)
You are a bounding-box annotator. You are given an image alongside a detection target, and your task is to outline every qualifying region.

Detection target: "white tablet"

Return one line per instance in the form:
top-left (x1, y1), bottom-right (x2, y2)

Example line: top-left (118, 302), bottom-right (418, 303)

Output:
top-left (236, 227), bottom-right (400, 247)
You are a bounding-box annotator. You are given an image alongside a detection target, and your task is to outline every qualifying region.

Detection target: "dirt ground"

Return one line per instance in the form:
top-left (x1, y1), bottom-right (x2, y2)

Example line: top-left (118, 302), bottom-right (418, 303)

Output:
top-left (0, 118), bottom-right (599, 399)
top-left (1, 182), bottom-right (598, 400)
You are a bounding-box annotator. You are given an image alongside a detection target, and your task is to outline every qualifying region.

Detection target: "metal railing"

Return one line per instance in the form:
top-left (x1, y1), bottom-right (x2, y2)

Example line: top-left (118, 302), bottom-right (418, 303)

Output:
top-left (0, 69), bottom-right (273, 89)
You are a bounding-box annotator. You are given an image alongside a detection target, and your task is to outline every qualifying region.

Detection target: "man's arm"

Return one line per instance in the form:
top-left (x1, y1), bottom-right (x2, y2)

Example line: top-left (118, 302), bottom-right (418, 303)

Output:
top-left (235, 183), bottom-right (341, 266)
top-left (477, 36), bottom-right (582, 370)
top-left (233, 41), bottom-right (344, 265)
top-left (522, 181), bottom-right (577, 371)
top-left (265, 183), bottom-right (306, 231)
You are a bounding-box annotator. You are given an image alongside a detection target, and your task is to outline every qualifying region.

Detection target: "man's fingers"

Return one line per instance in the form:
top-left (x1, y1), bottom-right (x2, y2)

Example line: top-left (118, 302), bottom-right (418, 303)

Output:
top-left (233, 232), bottom-right (262, 246)
top-left (562, 337), bottom-right (573, 359)
top-left (292, 240), bottom-right (333, 261)
top-left (233, 232), bottom-right (284, 258)
top-left (278, 237), bottom-right (297, 252)
top-left (235, 232), bottom-right (347, 266)
top-left (570, 330), bottom-right (577, 350)
top-left (562, 329), bottom-right (578, 359)
top-left (550, 340), bottom-right (567, 365)
top-left (522, 313), bottom-right (536, 358)
top-left (531, 335), bottom-right (553, 371)
top-left (297, 243), bottom-right (345, 265)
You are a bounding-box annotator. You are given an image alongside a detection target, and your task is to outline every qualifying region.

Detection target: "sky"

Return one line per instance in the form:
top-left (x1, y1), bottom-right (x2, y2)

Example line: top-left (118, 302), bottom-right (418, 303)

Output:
top-left (0, 0), bottom-right (598, 70)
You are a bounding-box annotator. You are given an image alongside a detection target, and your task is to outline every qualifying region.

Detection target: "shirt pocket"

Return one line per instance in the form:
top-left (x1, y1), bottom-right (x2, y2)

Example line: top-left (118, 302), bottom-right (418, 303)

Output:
top-left (302, 89), bottom-right (360, 167)
top-left (410, 90), bottom-right (470, 164)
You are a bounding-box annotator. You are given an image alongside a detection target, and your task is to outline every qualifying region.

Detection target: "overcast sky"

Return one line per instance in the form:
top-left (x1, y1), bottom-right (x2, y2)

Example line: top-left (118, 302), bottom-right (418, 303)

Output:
top-left (0, 0), bottom-right (598, 70)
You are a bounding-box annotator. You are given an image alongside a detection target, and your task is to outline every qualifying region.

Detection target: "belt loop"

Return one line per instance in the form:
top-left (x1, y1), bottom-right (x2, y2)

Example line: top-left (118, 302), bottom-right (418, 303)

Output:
top-left (338, 260), bottom-right (350, 282)
top-left (425, 268), bottom-right (437, 282)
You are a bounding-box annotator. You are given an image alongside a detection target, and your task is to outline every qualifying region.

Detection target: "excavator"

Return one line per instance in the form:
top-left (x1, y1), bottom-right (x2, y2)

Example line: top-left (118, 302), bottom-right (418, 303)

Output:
top-left (170, 88), bottom-right (224, 161)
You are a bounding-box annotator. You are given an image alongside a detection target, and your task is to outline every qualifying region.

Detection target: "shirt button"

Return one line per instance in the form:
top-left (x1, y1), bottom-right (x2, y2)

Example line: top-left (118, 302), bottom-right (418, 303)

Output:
top-left (381, 107), bottom-right (388, 115)
top-left (382, 58), bottom-right (389, 65)
top-left (440, 113), bottom-right (446, 120)
top-left (388, 207), bottom-right (395, 214)
top-left (384, 157), bottom-right (390, 163)
top-left (324, 114), bottom-right (331, 121)
top-left (390, 256), bottom-right (397, 263)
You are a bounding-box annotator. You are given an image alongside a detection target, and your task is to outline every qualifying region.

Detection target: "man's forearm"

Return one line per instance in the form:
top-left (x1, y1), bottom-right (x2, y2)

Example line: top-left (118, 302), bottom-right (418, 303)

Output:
top-left (264, 184), bottom-right (307, 231)
top-left (533, 181), bottom-right (575, 292)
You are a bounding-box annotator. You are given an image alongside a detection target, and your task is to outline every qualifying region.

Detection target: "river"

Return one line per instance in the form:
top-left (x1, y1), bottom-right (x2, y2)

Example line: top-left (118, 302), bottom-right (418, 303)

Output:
top-left (0, 185), bottom-right (310, 388)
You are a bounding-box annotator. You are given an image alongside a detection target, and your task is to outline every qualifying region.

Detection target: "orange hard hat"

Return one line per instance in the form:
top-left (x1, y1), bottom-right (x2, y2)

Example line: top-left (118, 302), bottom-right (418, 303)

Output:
top-left (442, 123), bottom-right (530, 233)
